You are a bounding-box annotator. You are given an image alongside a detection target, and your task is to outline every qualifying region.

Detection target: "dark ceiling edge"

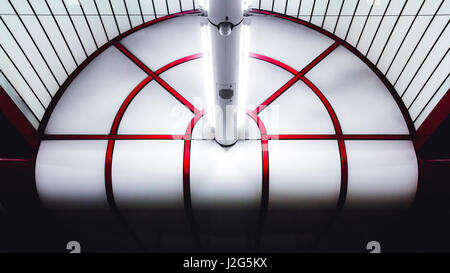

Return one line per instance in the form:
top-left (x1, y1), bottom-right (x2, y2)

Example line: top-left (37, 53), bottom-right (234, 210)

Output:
top-left (415, 90), bottom-right (450, 150)
top-left (0, 86), bottom-right (38, 150)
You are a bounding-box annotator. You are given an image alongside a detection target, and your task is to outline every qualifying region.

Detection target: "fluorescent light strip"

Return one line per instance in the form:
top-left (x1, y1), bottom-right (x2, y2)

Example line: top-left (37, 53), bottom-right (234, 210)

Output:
top-left (238, 23), bottom-right (250, 128)
top-left (201, 23), bottom-right (216, 127)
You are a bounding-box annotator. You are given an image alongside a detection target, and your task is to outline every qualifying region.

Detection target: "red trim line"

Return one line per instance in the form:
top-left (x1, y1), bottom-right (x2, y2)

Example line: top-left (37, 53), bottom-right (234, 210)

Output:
top-left (105, 139), bottom-right (116, 210)
top-left (104, 53), bottom-right (203, 249)
top-left (0, 157), bottom-right (32, 167)
top-left (110, 76), bottom-right (153, 135)
top-left (114, 42), bottom-right (200, 114)
top-left (246, 109), bottom-right (269, 248)
top-left (43, 134), bottom-right (410, 141)
top-left (43, 135), bottom-right (189, 140)
top-left (110, 53), bottom-right (201, 136)
top-left (301, 77), bottom-right (342, 134)
top-left (117, 10), bottom-right (200, 39)
top-left (34, 10), bottom-right (200, 251)
top-left (249, 53), bottom-right (349, 215)
top-left (183, 110), bottom-right (205, 249)
top-left (415, 90), bottom-right (450, 150)
top-left (341, 42), bottom-right (415, 137)
top-left (0, 86), bottom-right (38, 149)
top-left (103, 53), bottom-right (202, 223)
top-left (156, 53), bottom-right (203, 74)
top-left (246, 110), bottom-right (267, 135)
top-left (264, 134), bottom-right (411, 140)
top-left (249, 9), bottom-right (415, 137)
top-left (254, 41), bottom-right (340, 114)
top-left (249, 53), bottom-right (298, 75)
top-left (421, 159), bottom-right (450, 163)
top-left (299, 77), bottom-right (348, 219)
top-left (250, 9), bottom-right (338, 41)
top-left (38, 9), bottom-right (201, 136)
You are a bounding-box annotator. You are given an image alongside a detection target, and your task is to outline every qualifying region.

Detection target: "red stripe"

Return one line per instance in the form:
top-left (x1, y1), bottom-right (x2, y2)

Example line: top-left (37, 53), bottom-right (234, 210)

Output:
top-left (301, 77), bottom-right (342, 134)
top-left (43, 135), bottom-right (189, 140)
top-left (249, 53), bottom-right (298, 75)
top-left (110, 76), bottom-right (153, 135)
top-left (248, 52), bottom-right (349, 240)
top-left (35, 11), bottom-right (201, 251)
top-left (116, 10), bottom-right (200, 40)
top-left (39, 10), bottom-right (201, 137)
top-left (183, 110), bottom-right (205, 249)
top-left (250, 9), bottom-right (338, 41)
top-left (156, 53), bottom-right (203, 74)
top-left (0, 157), bottom-right (32, 167)
top-left (105, 139), bottom-right (116, 210)
top-left (261, 139), bottom-right (269, 215)
top-left (102, 53), bottom-right (203, 237)
top-left (246, 110), bottom-right (269, 248)
top-left (44, 133), bottom-right (410, 141)
top-left (249, 9), bottom-right (415, 138)
top-left (254, 41), bottom-right (340, 114)
top-left (110, 53), bottom-right (201, 136)
top-left (183, 138), bottom-right (192, 212)
top-left (341, 42), bottom-right (415, 136)
top-left (271, 134), bottom-right (411, 141)
top-left (246, 109), bottom-right (267, 135)
top-left (185, 110), bottom-right (206, 135)
top-left (114, 42), bottom-right (199, 114)
top-left (336, 140), bottom-right (348, 212)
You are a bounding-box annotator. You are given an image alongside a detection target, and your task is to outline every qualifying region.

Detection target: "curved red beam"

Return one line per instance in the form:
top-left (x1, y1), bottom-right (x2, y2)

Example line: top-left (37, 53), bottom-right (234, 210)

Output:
top-left (253, 41), bottom-right (340, 114)
top-left (183, 110), bottom-right (206, 249)
top-left (246, 109), bottom-right (269, 248)
top-left (249, 9), bottom-right (415, 137)
top-left (39, 9), bottom-right (201, 136)
top-left (114, 42), bottom-right (200, 115)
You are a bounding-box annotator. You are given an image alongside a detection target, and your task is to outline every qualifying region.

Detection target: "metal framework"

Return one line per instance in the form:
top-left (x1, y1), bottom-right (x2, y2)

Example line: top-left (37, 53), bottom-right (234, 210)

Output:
top-left (0, 0), bottom-right (448, 132)
top-left (34, 10), bottom-right (416, 250)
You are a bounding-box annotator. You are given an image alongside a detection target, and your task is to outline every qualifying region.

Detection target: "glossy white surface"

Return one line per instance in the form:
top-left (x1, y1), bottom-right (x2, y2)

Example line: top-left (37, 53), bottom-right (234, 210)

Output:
top-left (190, 140), bottom-right (261, 233)
top-left (112, 140), bottom-right (191, 234)
top-left (191, 114), bottom-right (261, 140)
top-left (268, 140), bottom-right (341, 209)
top-left (32, 12), bottom-right (423, 243)
top-left (45, 47), bottom-right (147, 134)
top-left (250, 15), bottom-right (335, 71)
top-left (120, 16), bottom-right (202, 71)
top-left (118, 80), bottom-right (194, 135)
top-left (258, 80), bottom-right (335, 134)
top-left (190, 140), bottom-right (262, 209)
top-left (307, 46), bottom-right (410, 135)
top-left (35, 140), bottom-right (109, 208)
top-left (112, 140), bottom-right (184, 206)
top-left (246, 57), bottom-right (293, 109)
top-left (345, 140), bottom-right (418, 208)
top-left (158, 58), bottom-right (205, 111)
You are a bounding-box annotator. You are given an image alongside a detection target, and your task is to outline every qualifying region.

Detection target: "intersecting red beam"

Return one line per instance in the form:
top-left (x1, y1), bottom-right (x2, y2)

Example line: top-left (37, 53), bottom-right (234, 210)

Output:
top-left (39, 10), bottom-right (202, 137)
top-left (254, 41), bottom-right (340, 114)
top-left (110, 53), bottom-right (202, 136)
top-left (114, 42), bottom-right (200, 115)
top-left (249, 9), bottom-right (416, 138)
top-left (102, 53), bottom-right (202, 234)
